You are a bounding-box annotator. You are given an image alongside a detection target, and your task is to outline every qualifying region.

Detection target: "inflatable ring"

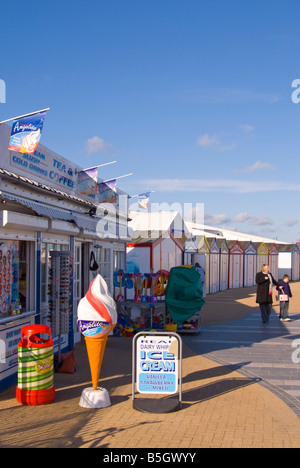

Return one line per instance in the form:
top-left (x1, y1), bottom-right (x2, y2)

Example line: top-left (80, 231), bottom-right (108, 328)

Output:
top-left (154, 270), bottom-right (169, 297)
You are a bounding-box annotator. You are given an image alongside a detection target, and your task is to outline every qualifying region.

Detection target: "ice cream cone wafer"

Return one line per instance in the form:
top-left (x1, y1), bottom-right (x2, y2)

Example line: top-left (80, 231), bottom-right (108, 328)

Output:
top-left (85, 334), bottom-right (108, 390)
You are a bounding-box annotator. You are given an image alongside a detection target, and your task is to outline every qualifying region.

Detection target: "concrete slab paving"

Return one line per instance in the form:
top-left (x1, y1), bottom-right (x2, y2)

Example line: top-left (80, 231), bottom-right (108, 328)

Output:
top-left (0, 283), bottom-right (300, 448)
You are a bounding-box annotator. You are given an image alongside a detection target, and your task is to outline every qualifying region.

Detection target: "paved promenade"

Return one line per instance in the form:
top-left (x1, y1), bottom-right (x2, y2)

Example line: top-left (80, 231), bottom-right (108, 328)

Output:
top-left (189, 282), bottom-right (300, 418)
top-left (1, 283), bottom-right (300, 448)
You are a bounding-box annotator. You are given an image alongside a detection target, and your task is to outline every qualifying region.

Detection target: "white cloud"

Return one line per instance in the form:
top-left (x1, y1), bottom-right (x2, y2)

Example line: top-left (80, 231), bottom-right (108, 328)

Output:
top-left (197, 123), bottom-right (254, 154)
top-left (249, 215), bottom-right (274, 226)
top-left (218, 143), bottom-right (236, 152)
top-left (283, 219), bottom-right (298, 227)
top-left (139, 178), bottom-right (300, 194)
top-left (236, 160), bottom-right (275, 173)
top-left (197, 133), bottom-right (235, 152)
top-left (234, 212), bottom-right (251, 223)
top-left (205, 212), bottom-right (231, 226)
top-left (238, 124), bottom-right (254, 133)
top-left (85, 136), bottom-right (111, 154)
top-left (197, 134), bottom-right (220, 148)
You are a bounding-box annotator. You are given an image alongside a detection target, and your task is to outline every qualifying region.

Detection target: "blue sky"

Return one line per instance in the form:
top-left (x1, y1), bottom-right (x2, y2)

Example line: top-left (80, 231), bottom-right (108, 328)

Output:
top-left (1, 0), bottom-right (300, 242)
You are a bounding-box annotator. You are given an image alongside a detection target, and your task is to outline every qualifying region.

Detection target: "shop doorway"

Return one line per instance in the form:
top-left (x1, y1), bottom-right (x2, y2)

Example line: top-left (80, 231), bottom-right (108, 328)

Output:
top-left (19, 241), bottom-right (35, 312)
top-left (81, 243), bottom-right (90, 297)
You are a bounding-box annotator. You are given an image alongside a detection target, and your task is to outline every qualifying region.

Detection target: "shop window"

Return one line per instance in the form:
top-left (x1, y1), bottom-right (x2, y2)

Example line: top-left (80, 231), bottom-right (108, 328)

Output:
top-left (0, 240), bottom-right (34, 317)
top-left (0, 241), bottom-right (18, 316)
top-left (114, 250), bottom-right (125, 270)
top-left (100, 248), bottom-right (112, 292)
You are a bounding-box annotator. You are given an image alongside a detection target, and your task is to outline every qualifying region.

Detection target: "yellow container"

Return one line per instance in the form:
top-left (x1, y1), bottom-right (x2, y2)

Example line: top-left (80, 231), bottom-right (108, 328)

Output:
top-left (165, 323), bottom-right (177, 332)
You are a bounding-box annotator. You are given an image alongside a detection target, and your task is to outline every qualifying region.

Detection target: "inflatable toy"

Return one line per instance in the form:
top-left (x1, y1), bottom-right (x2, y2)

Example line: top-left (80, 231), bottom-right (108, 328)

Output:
top-left (116, 270), bottom-right (125, 302)
top-left (133, 273), bottom-right (143, 302)
top-left (154, 270), bottom-right (169, 297)
top-left (150, 273), bottom-right (158, 302)
top-left (124, 272), bottom-right (133, 289)
top-left (141, 273), bottom-right (151, 302)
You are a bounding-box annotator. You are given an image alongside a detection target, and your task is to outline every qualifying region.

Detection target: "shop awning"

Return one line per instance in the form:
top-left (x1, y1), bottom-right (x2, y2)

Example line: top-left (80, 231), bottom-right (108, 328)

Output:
top-left (0, 191), bottom-right (75, 222)
top-left (73, 215), bottom-right (99, 232)
top-left (0, 191), bottom-right (131, 239)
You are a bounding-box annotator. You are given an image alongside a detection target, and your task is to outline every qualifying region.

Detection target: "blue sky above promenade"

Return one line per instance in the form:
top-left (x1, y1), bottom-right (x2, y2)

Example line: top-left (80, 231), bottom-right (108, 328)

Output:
top-left (1, 0), bottom-right (300, 242)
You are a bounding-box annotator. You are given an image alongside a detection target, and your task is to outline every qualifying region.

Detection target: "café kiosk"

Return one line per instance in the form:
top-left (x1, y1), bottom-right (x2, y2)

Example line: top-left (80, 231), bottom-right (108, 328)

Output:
top-left (0, 123), bottom-right (129, 391)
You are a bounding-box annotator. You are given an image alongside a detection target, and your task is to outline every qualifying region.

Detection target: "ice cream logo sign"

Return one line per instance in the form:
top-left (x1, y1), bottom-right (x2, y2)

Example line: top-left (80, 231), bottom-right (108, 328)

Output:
top-left (77, 320), bottom-right (111, 337)
top-left (136, 336), bottom-right (179, 394)
top-left (8, 111), bottom-right (46, 155)
top-left (6, 109), bottom-right (78, 193)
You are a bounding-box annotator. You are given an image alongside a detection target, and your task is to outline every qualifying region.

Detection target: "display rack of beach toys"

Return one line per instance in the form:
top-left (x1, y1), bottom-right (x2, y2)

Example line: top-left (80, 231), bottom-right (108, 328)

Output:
top-left (113, 270), bottom-right (200, 336)
top-left (113, 270), bottom-right (168, 337)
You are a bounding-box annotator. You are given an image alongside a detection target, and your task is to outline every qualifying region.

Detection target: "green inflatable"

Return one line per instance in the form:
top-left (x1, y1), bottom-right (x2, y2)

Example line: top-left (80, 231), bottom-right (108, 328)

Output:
top-left (165, 266), bottom-right (205, 325)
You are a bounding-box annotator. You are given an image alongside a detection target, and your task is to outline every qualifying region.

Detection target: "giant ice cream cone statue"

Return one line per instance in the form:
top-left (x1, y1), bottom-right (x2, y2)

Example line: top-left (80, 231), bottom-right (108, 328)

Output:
top-left (77, 274), bottom-right (117, 408)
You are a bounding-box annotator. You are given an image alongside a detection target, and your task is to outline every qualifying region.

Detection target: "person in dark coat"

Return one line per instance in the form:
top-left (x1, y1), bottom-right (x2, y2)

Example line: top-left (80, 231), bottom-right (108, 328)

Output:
top-left (256, 264), bottom-right (283, 323)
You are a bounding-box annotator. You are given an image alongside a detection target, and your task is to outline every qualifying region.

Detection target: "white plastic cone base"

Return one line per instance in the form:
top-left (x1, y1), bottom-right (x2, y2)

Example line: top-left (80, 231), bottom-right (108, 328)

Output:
top-left (79, 387), bottom-right (111, 409)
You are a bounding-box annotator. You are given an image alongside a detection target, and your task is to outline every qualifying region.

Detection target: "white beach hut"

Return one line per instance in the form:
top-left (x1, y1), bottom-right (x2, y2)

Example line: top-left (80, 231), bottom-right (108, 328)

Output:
top-left (209, 238), bottom-right (221, 294)
top-left (194, 235), bottom-right (210, 296)
top-left (243, 241), bottom-right (257, 287)
top-left (183, 234), bottom-right (198, 265)
top-left (228, 240), bottom-right (245, 289)
top-left (219, 239), bottom-right (229, 291)
top-left (266, 243), bottom-right (279, 281)
top-left (126, 211), bottom-right (188, 274)
top-left (255, 242), bottom-right (269, 273)
top-left (292, 244), bottom-right (300, 281)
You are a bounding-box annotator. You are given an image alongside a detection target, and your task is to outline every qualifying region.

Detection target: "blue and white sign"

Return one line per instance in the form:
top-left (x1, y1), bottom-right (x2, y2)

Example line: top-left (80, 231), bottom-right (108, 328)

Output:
top-left (136, 335), bottom-right (179, 394)
top-left (8, 111), bottom-right (46, 154)
top-left (0, 123), bottom-right (79, 196)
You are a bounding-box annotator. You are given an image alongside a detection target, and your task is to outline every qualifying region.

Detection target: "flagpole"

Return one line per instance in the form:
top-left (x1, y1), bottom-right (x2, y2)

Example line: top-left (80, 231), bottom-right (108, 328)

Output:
top-left (103, 173), bottom-right (133, 183)
top-left (75, 161), bottom-right (117, 174)
top-left (0, 108), bottom-right (50, 125)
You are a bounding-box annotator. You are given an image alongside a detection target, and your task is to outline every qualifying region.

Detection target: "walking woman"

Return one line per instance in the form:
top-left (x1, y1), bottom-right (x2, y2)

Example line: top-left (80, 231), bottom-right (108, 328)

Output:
top-left (256, 264), bottom-right (283, 323)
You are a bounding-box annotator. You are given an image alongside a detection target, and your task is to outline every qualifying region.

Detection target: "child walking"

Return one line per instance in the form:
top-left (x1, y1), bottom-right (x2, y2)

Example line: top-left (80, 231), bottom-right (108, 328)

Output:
top-left (277, 274), bottom-right (293, 322)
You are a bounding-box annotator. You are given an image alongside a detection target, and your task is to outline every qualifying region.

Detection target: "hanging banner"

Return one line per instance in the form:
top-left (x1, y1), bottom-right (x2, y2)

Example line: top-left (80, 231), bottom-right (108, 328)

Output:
top-left (76, 167), bottom-right (98, 198)
top-left (8, 111), bottom-right (47, 155)
top-left (97, 179), bottom-right (117, 204)
top-left (138, 192), bottom-right (151, 209)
